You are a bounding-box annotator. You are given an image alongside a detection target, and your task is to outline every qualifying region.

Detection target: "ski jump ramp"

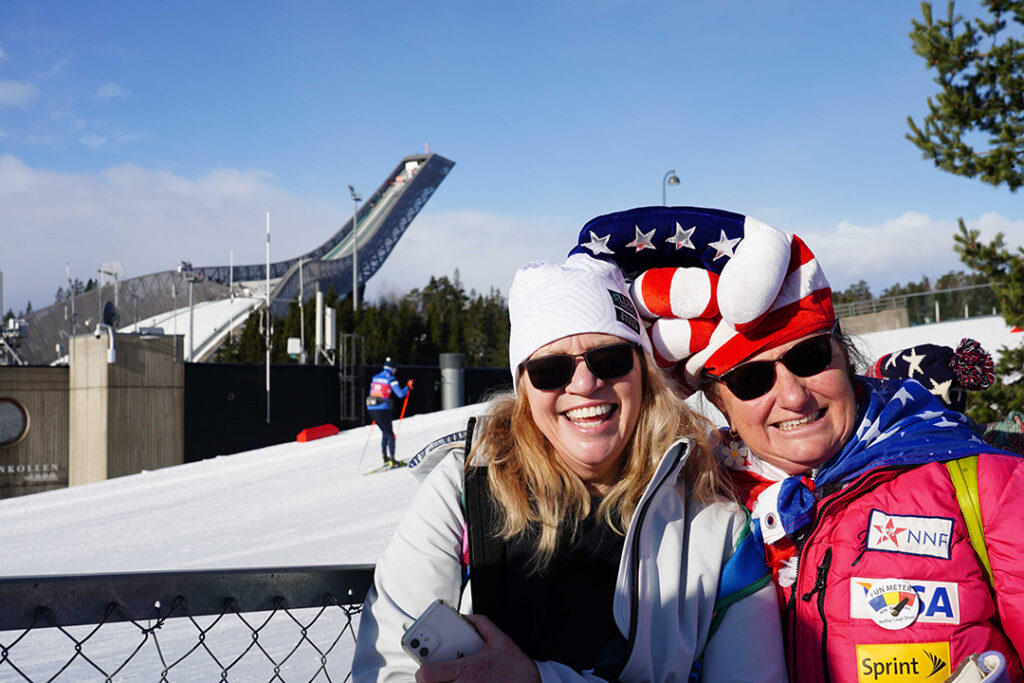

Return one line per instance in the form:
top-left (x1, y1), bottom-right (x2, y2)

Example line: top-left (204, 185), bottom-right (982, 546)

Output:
top-left (15, 153), bottom-right (455, 366)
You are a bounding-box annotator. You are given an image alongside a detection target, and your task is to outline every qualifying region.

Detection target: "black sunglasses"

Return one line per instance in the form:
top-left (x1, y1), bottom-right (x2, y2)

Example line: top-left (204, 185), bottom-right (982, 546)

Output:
top-left (709, 332), bottom-right (835, 401)
top-left (519, 342), bottom-right (639, 391)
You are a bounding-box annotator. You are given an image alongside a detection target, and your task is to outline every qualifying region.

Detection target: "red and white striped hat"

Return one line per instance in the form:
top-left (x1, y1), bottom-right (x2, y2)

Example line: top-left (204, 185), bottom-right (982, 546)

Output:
top-left (568, 206), bottom-right (835, 390)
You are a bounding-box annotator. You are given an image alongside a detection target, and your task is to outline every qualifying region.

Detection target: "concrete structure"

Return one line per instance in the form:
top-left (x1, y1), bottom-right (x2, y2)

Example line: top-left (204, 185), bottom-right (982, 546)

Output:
top-left (839, 307), bottom-right (910, 335)
top-left (0, 366), bottom-right (68, 498)
top-left (69, 334), bottom-right (184, 487)
top-left (439, 353), bottom-right (465, 411)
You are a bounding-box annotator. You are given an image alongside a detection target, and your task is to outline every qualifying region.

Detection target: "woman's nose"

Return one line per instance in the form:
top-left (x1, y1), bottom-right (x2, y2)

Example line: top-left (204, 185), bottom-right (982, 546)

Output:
top-left (772, 365), bottom-right (812, 407)
top-left (566, 358), bottom-right (603, 394)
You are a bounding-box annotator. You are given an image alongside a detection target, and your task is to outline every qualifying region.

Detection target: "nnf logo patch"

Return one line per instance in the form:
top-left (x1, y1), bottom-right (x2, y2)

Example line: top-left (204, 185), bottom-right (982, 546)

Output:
top-left (857, 642), bottom-right (950, 682)
top-left (866, 510), bottom-right (953, 559)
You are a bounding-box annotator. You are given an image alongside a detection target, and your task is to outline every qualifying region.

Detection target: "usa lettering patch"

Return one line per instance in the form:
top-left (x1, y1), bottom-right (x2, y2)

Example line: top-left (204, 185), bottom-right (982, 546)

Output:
top-left (850, 578), bottom-right (961, 625)
top-left (865, 510), bottom-right (953, 560)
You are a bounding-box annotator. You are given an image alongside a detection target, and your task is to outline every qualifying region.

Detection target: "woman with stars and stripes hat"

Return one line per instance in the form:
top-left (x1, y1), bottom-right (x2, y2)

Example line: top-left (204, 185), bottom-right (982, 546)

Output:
top-left (571, 206), bottom-right (1023, 683)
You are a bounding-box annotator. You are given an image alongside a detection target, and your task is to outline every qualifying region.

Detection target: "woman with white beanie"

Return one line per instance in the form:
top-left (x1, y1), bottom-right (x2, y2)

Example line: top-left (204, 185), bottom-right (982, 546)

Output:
top-left (353, 254), bottom-right (786, 682)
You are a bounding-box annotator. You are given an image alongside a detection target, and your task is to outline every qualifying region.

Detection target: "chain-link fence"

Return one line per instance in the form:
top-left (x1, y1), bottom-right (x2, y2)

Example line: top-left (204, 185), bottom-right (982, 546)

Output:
top-left (0, 564), bottom-right (375, 682)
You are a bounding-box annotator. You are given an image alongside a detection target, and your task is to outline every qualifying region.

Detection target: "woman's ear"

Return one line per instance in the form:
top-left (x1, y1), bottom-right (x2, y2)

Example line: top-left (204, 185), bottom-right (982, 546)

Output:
top-left (704, 385), bottom-right (728, 420)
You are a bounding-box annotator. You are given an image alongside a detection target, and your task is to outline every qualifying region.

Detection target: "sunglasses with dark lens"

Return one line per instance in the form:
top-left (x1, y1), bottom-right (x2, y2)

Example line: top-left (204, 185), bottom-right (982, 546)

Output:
top-left (520, 342), bottom-right (639, 391)
top-left (710, 333), bottom-right (834, 401)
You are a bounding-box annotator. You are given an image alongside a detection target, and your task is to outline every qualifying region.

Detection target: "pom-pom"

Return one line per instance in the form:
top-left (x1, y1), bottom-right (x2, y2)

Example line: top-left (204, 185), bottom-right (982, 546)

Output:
top-left (949, 338), bottom-right (995, 390)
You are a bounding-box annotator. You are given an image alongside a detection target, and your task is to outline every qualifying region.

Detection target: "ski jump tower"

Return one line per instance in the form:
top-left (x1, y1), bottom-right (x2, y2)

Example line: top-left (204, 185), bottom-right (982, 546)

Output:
top-left (194, 152), bottom-right (455, 316)
top-left (14, 153), bottom-right (455, 365)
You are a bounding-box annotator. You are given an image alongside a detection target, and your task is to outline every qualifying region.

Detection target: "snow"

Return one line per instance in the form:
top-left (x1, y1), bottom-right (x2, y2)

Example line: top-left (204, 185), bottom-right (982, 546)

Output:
top-left (0, 317), bottom-right (1020, 577)
top-left (0, 403), bottom-right (480, 576)
top-left (0, 316), bottom-right (1019, 680)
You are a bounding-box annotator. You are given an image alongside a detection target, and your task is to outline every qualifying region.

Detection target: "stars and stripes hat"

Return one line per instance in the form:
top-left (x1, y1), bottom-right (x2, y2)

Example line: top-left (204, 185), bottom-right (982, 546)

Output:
top-left (508, 253), bottom-right (653, 390)
top-left (567, 206), bottom-right (835, 391)
top-left (867, 338), bottom-right (995, 413)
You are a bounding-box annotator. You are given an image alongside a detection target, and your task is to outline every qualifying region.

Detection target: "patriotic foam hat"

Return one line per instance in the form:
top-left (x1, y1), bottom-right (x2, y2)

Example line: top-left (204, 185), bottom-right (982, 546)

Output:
top-left (567, 206), bottom-right (834, 391)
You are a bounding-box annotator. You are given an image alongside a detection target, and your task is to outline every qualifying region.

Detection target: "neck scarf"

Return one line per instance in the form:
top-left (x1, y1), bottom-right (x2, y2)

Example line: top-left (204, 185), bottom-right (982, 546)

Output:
top-left (732, 377), bottom-right (993, 543)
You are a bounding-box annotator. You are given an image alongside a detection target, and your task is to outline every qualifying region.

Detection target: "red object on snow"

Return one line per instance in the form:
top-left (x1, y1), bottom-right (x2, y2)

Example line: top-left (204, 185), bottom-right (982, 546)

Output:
top-left (1012, 326), bottom-right (1023, 333)
top-left (296, 424), bottom-right (340, 442)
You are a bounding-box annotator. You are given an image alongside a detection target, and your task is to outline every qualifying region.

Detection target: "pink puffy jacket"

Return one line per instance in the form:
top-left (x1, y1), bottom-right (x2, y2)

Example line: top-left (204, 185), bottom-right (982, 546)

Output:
top-left (761, 452), bottom-right (1024, 682)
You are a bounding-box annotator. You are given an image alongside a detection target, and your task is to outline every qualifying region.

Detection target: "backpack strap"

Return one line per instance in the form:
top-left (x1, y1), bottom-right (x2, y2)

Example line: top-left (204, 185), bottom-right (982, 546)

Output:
top-left (460, 417), bottom-right (506, 620)
top-left (946, 455), bottom-right (995, 590)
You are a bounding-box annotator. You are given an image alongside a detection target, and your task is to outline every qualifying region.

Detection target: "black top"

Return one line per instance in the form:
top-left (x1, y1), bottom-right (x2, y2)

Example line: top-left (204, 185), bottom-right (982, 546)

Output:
top-left (496, 501), bottom-right (627, 673)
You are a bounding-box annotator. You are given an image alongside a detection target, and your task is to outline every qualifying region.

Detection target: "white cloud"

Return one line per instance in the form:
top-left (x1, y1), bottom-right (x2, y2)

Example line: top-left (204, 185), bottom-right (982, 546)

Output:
top-left (96, 82), bottom-right (128, 101)
top-left (0, 79), bottom-right (40, 108)
top-left (80, 134), bottom-right (108, 149)
top-left (0, 155), bottom-right (339, 314)
top-left (111, 130), bottom-right (145, 144)
top-left (25, 132), bottom-right (60, 145)
top-left (365, 210), bottom-right (569, 302)
top-left (802, 211), bottom-right (1024, 295)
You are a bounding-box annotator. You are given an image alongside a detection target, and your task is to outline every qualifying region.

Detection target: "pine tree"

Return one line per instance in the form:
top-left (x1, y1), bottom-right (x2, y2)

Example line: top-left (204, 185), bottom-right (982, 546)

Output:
top-left (954, 221), bottom-right (1024, 422)
top-left (907, 1), bottom-right (1024, 190)
top-left (909, 1), bottom-right (1024, 420)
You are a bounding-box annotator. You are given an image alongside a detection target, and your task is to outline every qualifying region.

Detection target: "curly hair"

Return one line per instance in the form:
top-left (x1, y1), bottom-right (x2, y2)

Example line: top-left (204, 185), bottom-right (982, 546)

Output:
top-left (468, 350), bottom-right (732, 573)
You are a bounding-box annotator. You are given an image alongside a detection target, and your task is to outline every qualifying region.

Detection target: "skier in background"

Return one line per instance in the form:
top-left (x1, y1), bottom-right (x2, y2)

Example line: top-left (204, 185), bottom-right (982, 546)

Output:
top-left (366, 358), bottom-right (412, 468)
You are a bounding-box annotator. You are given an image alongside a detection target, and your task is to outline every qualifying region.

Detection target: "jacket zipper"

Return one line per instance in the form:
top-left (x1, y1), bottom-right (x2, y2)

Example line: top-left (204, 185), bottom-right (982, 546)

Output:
top-left (788, 466), bottom-right (909, 682)
top-left (626, 444), bottom-right (687, 645)
top-left (800, 547), bottom-right (833, 683)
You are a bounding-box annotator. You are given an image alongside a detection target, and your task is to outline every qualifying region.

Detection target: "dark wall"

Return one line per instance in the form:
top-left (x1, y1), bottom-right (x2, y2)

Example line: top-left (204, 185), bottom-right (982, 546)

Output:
top-left (185, 363), bottom-right (512, 462)
top-left (184, 363), bottom-right (341, 463)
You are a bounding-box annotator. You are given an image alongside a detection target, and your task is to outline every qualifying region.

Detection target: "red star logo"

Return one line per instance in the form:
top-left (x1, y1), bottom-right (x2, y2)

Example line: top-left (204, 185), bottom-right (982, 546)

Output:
top-left (873, 519), bottom-right (906, 547)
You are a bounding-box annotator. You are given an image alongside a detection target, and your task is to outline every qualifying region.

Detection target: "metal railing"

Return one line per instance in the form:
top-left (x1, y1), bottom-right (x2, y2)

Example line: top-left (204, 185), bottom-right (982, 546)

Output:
top-left (0, 564), bottom-right (375, 682)
top-left (834, 283), bottom-right (997, 325)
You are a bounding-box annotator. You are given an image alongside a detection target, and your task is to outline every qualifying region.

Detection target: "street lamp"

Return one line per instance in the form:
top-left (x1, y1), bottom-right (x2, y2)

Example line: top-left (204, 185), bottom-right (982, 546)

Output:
top-left (178, 260), bottom-right (201, 362)
top-left (349, 184), bottom-right (362, 312)
top-left (662, 170), bottom-right (680, 206)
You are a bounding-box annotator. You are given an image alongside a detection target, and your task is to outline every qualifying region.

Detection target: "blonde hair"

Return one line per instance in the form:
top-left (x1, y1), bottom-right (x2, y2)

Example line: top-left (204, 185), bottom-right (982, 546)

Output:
top-left (468, 351), bottom-right (730, 572)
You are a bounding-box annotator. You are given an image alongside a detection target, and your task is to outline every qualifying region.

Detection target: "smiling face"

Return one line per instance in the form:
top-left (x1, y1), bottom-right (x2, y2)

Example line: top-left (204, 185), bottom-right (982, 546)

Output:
top-left (522, 332), bottom-right (644, 494)
top-left (709, 333), bottom-right (858, 475)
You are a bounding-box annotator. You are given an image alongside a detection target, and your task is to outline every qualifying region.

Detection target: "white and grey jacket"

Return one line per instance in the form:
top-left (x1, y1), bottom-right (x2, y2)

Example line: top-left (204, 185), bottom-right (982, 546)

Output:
top-left (352, 438), bottom-right (788, 682)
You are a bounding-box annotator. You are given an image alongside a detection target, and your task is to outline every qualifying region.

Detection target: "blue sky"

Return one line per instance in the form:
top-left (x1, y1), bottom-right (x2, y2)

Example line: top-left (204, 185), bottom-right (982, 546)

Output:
top-left (2, 0), bottom-right (1022, 315)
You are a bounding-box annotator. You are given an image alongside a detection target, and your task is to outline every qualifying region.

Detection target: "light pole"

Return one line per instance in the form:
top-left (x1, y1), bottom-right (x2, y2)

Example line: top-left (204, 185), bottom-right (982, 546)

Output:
top-left (298, 258), bottom-right (307, 364)
top-left (349, 184), bottom-right (362, 312)
top-left (178, 260), bottom-right (200, 362)
top-left (662, 170), bottom-right (680, 206)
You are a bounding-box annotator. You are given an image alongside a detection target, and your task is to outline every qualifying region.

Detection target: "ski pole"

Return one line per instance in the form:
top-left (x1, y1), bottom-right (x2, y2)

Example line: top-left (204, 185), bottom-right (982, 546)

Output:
top-left (357, 420), bottom-right (376, 469)
top-left (395, 381), bottom-right (413, 440)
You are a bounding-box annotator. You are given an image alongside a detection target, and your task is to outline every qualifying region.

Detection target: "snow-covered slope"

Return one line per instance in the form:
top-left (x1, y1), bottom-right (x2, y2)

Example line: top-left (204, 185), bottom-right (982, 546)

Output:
top-left (0, 317), bottom-right (1019, 577)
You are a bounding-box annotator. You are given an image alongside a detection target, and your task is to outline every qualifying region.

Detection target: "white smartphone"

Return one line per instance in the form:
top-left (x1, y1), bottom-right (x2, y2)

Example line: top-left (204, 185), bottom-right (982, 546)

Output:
top-left (401, 599), bottom-right (485, 664)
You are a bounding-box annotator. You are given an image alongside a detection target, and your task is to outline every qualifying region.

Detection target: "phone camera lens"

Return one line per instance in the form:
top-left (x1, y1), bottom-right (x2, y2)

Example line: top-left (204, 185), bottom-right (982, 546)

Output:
top-left (410, 638), bottom-right (420, 649)
top-left (420, 647), bottom-right (429, 658)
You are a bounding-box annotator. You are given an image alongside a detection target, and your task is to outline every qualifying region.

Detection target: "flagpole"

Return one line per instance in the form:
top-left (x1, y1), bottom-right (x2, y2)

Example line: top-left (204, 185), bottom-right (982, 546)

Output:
top-left (266, 212), bottom-right (271, 424)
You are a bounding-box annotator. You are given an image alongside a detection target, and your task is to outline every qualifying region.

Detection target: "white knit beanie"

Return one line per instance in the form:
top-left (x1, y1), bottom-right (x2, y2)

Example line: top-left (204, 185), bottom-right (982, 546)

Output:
top-left (508, 254), bottom-right (653, 389)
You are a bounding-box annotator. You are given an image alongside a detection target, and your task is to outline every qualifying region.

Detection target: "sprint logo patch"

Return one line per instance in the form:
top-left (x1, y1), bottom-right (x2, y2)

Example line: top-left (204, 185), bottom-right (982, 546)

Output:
top-left (866, 510), bottom-right (953, 559)
top-left (850, 578), bottom-right (961, 625)
top-left (857, 642), bottom-right (950, 682)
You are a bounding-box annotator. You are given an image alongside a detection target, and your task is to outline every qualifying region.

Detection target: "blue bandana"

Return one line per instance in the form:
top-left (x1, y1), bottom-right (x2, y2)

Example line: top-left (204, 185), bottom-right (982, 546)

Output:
top-left (772, 377), bottom-right (994, 538)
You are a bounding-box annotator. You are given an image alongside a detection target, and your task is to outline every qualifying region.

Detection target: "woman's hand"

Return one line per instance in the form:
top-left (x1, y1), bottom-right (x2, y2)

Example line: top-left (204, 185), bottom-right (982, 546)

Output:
top-left (414, 614), bottom-right (541, 683)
